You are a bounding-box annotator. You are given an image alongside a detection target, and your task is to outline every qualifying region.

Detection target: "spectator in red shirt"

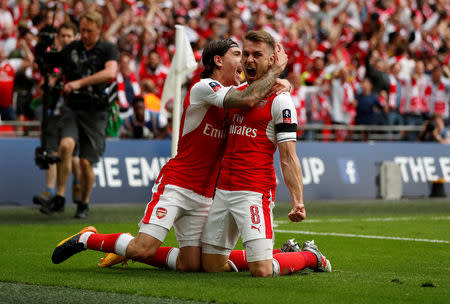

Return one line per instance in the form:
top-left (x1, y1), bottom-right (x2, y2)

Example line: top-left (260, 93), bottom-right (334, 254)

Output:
top-left (303, 50), bottom-right (326, 86)
top-left (0, 42), bottom-right (33, 121)
top-left (0, 46), bottom-right (16, 120)
top-left (138, 50), bottom-right (169, 98)
top-left (2, 0), bottom-right (448, 143)
top-left (117, 52), bottom-right (140, 112)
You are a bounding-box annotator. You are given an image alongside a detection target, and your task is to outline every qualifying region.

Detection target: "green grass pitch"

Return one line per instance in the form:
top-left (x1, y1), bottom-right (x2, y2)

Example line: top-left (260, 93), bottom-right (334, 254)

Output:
top-left (0, 200), bottom-right (449, 304)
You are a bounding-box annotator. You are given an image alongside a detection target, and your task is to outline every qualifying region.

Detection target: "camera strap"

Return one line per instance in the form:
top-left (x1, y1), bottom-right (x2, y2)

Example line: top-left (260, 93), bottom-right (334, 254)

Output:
top-left (104, 81), bottom-right (118, 105)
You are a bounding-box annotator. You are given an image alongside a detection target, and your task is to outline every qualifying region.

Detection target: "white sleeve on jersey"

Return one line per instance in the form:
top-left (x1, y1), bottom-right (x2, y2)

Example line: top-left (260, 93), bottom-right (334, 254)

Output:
top-left (190, 79), bottom-right (232, 108)
top-left (272, 92), bottom-right (298, 144)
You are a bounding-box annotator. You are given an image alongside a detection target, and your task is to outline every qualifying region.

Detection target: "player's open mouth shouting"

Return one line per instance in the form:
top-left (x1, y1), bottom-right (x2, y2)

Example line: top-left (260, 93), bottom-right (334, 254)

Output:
top-left (245, 66), bottom-right (257, 81)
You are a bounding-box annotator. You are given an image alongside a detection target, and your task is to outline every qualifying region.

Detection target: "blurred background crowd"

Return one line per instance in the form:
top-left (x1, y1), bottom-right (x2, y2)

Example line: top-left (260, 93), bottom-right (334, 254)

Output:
top-left (0, 0), bottom-right (449, 141)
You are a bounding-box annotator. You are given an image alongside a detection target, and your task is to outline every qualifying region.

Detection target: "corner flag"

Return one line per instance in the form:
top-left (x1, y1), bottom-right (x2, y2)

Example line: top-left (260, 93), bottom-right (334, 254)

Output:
top-left (161, 25), bottom-right (198, 157)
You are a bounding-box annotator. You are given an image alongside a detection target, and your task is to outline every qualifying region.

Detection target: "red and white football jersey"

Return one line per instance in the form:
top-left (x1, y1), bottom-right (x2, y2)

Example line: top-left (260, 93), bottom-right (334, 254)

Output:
top-left (0, 62), bottom-right (15, 108)
top-left (217, 88), bottom-right (298, 194)
top-left (424, 81), bottom-right (449, 119)
top-left (158, 78), bottom-right (231, 198)
top-left (138, 63), bottom-right (169, 98)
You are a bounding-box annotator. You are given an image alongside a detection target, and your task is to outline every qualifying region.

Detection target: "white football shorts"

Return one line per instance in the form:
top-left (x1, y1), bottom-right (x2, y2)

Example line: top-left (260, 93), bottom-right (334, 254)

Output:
top-left (139, 181), bottom-right (212, 248)
top-left (201, 188), bottom-right (275, 261)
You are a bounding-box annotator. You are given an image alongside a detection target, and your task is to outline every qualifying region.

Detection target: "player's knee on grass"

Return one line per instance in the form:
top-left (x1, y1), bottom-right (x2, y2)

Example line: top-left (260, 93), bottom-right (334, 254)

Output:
top-left (126, 232), bottom-right (162, 261)
top-left (202, 244), bottom-right (231, 272)
top-left (176, 246), bottom-right (202, 272)
top-left (177, 260), bottom-right (200, 272)
top-left (248, 260), bottom-right (273, 277)
top-left (245, 239), bottom-right (274, 277)
top-left (201, 254), bottom-right (230, 272)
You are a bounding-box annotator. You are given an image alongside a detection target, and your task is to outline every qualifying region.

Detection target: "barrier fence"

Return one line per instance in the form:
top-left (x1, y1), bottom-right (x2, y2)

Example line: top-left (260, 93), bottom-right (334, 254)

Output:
top-left (0, 138), bottom-right (448, 206)
top-left (0, 120), bottom-right (425, 141)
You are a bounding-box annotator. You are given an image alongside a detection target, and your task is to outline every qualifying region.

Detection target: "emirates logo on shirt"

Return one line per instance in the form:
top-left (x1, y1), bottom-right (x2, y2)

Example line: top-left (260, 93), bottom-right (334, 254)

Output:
top-left (203, 123), bottom-right (226, 138)
top-left (229, 114), bottom-right (257, 137)
top-left (156, 207), bottom-right (167, 219)
top-left (229, 124), bottom-right (257, 138)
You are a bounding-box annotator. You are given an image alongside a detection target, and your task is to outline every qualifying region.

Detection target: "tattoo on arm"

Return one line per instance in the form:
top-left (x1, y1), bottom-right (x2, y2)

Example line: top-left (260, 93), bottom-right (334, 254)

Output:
top-left (224, 69), bottom-right (280, 108)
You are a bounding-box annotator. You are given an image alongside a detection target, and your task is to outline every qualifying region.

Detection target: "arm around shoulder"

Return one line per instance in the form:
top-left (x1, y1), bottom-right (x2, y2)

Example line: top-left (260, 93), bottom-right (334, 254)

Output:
top-left (223, 68), bottom-right (282, 109)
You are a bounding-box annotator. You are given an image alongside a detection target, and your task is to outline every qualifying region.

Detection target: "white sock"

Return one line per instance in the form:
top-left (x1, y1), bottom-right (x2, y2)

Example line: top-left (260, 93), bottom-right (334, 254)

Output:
top-left (114, 233), bottom-right (135, 257)
top-left (167, 248), bottom-right (180, 270)
top-left (79, 232), bottom-right (94, 249)
top-left (228, 260), bottom-right (239, 272)
top-left (272, 259), bottom-right (280, 277)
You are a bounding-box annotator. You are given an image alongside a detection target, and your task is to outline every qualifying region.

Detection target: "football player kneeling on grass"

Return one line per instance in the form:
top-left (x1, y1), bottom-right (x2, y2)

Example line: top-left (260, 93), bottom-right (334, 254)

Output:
top-left (200, 31), bottom-right (331, 277)
top-left (51, 37), bottom-right (305, 274)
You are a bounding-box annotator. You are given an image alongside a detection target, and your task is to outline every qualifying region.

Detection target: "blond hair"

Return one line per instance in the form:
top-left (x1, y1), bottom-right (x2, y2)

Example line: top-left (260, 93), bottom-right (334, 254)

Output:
top-left (80, 10), bottom-right (103, 29)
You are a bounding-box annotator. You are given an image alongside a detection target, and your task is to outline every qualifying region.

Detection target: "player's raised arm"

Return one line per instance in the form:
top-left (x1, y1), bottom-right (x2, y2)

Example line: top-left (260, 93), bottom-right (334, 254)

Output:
top-left (223, 43), bottom-right (288, 108)
top-left (279, 141), bottom-right (305, 222)
top-left (274, 91), bottom-right (304, 222)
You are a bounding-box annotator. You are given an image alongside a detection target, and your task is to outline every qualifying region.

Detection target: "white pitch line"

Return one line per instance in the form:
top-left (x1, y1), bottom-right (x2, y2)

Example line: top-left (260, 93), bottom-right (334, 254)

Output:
top-left (274, 229), bottom-right (450, 244)
top-left (276, 219), bottom-right (354, 224)
top-left (274, 216), bottom-right (450, 225)
top-left (431, 216), bottom-right (450, 220)
top-left (274, 219), bottom-right (352, 224)
top-left (365, 216), bottom-right (418, 222)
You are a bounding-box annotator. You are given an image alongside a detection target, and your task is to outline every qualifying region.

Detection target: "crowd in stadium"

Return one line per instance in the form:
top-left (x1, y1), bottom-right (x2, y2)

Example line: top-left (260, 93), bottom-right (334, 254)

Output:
top-left (0, 0), bottom-right (449, 141)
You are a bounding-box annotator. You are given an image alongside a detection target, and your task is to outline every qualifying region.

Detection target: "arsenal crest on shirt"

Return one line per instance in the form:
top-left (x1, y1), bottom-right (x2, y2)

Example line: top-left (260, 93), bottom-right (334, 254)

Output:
top-left (282, 109), bottom-right (292, 123)
top-left (256, 99), bottom-right (268, 109)
top-left (156, 207), bottom-right (167, 219)
top-left (208, 81), bottom-right (222, 92)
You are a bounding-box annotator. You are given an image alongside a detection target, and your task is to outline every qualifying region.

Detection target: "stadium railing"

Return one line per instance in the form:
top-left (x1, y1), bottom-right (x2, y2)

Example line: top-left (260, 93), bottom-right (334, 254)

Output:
top-left (0, 120), bottom-right (424, 141)
top-left (0, 120), bottom-right (41, 137)
top-left (299, 123), bottom-right (424, 141)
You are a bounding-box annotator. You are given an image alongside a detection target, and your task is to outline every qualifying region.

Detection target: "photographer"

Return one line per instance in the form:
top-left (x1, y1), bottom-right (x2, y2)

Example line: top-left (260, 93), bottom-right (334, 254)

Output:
top-left (33, 23), bottom-right (82, 207)
top-left (418, 114), bottom-right (450, 145)
top-left (40, 10), bottom-right (119, 218)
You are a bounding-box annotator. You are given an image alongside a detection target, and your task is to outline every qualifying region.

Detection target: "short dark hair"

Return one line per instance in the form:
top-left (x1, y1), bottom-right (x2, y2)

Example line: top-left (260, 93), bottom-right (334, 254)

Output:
top-left (363, 76), bottom-right (373, 84)
top-left (245, 30), bottom-right (275, 52)
top-left (58, 22), bottom-right (77, 35)
top-left (200, 39), bottom-right (238, 78)
top-left (148, 50), bottom-right (160, 57)
top-left (431, 65), bottom-right (442, 74)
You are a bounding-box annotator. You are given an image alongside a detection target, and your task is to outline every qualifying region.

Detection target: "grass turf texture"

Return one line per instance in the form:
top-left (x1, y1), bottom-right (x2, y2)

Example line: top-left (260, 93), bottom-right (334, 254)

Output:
top-left (0, 200), bottom-right (449, 304)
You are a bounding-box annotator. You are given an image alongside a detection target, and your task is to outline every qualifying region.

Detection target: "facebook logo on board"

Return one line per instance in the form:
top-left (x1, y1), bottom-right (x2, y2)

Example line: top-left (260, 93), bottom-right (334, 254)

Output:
top-left (338, 158), bottom-right (359, 184)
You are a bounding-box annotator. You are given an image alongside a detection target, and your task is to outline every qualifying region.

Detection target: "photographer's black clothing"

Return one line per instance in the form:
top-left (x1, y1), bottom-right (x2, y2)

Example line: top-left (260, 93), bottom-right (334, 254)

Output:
top-left (58, 39), bottom-right (119, 163)
top-left (45, 113), bottom-right (61, 152)
top-left (59, 107), bottom-right (108, 163)
top-left (62, 39), bottom-right (118, 85)
top-left (44, 109), bottom-right (79, 156)
top-left (61, 39), bottom-right (119, 110)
